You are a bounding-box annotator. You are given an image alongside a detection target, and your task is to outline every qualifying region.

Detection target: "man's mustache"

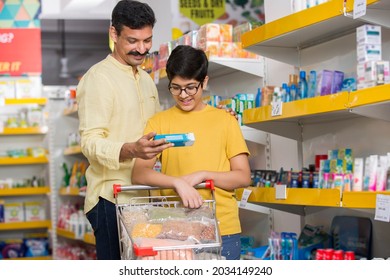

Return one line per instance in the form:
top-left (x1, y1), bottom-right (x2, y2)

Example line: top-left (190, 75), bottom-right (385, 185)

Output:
top-left (127, 51), bottom-right (149, 56)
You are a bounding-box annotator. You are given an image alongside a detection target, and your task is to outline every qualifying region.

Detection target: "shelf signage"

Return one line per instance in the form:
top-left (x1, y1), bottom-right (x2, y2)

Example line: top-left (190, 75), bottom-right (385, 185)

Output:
top-left (353, 0), bottom-right (367, 19)
top-left (179, 0), bottom-right (225, 26)
top-left (271, 100), bottom-right (283, 117)
top-left (0, 28), bottom-right (42, 76)
top-left (375, 194), bottom-right (390, 222)
top-left (239, 188), bottom-right (251, 208)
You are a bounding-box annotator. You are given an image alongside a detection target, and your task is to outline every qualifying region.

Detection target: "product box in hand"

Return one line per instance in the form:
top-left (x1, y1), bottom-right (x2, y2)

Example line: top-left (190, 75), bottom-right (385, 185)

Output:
top-left (154, 133), bottom-right (195, 147)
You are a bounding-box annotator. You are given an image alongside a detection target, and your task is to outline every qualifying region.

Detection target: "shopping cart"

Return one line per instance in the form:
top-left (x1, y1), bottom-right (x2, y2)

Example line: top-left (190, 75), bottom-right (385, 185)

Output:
top-left (113, 180), bottom-right (223, 260)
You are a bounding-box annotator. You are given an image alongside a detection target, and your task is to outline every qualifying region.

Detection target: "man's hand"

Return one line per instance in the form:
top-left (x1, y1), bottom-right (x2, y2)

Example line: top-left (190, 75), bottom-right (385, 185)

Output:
top-left (217, 104), bottom-right (238, 120)
top-left (120, 132), bottom-right (173, 161)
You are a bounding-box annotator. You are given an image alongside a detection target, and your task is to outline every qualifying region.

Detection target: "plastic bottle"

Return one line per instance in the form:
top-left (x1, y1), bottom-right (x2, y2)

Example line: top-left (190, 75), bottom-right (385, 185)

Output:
top-left (308, 70), bottom-right (317, 98)
top-left (255, 87), bottom-right (262, 107)
top-left (298, 70), bottom-right (308, 99)
top-left (290, 84), bottom-right (297, 101)
top-left (288, 74), bottom-right (298, 87)
top-left (281, 83), bottom-right (289, 102)
top-left (284, 84), bottom-right (292, 102)
top-left (273, 87), bottom-right (281, 103)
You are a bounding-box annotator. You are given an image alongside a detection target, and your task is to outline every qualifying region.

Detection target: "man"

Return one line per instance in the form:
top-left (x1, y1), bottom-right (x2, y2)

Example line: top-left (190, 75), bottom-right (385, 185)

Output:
top-left (76, 0), bottom-right (172, 260)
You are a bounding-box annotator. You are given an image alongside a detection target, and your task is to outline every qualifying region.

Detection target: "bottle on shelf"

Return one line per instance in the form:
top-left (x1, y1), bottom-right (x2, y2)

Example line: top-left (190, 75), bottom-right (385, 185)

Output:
top-left (288, 74), bottom-right (298, 88)
top-left (281, 83), bottom-right (292, 102)
top-left (308, 70), bottom-right (317, 98)
top-left (255, 87), bottom-right (262, 107)
top-left (298, 70), bottom-right (308, 100)
top-left (290, 84), bottom-right (297, 101)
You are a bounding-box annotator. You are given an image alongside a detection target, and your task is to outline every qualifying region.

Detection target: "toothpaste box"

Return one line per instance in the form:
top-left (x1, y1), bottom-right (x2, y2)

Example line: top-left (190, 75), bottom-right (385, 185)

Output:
top-left (356, 24), bottom-right (381, 45)
top-left (154, 133), bottom-right (195, 147)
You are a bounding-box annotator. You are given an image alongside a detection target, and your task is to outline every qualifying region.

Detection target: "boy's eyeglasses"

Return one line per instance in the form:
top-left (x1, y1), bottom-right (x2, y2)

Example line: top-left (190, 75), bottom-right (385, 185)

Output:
top-left (168, 82), bottom-right (203, 96)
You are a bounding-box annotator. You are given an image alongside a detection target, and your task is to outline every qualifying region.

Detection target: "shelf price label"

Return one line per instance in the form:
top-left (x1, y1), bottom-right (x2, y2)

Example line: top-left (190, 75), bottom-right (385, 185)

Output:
top-left (275, 184), bottom-right (287, 200)
top-left (375, 194), bottom-right (390, 222)
top-left (353, 0), bottom-right (367, 19)
top-left (239, 188), bottom-right (252, 208)
top-left (271, 100), bottom-right (283, 117)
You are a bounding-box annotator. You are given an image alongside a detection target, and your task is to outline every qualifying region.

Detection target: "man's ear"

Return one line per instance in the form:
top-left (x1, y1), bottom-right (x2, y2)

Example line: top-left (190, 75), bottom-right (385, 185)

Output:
top-left (109, 26), bottom-right (118, 44)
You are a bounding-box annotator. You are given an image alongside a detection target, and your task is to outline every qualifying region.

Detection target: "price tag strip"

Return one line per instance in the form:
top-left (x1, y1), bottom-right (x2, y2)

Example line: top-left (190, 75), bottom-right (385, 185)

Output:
top-left (375, 194), bottom-right (390, 222)
top-left (271, 100), bottom-right (283, 117)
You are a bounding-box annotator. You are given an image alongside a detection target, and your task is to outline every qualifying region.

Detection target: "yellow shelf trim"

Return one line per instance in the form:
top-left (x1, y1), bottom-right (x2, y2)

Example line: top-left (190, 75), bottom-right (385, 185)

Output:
top-left (4, 98), bottom-right (47, 105)
top-left (0, 187), bottom-right (50, 196)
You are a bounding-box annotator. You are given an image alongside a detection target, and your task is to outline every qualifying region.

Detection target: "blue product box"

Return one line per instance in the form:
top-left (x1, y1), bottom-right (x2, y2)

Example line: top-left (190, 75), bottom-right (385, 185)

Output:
top-left (154, 133), bottom-right (195, 147)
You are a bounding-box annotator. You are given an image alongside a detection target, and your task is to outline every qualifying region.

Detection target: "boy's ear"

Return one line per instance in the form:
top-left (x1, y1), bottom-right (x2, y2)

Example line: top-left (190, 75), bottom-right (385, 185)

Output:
top-left (202, 76), bottom-right (209, 89)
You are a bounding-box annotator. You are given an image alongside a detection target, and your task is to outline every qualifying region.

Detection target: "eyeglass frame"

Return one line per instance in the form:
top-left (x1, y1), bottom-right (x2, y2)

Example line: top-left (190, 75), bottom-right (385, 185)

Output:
top-left (168, 81), bottom-right (203, 96)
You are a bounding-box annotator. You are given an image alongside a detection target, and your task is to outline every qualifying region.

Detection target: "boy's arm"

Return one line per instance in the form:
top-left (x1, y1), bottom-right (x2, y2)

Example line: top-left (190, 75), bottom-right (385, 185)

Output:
top-left (132, 158), bottom-right (204, 208)
top-left (182, 153), bottom-right (251, 191)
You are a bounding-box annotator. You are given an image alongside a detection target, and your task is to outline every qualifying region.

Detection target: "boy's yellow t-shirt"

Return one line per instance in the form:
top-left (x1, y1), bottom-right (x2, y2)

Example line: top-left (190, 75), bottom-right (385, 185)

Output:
top-left (144, 105), bottom-right (250, 236)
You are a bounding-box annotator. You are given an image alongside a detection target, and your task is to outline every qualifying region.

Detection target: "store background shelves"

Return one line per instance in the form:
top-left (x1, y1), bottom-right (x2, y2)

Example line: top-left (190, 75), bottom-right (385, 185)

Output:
top-left (242, 0), bottom-right (389, 66)
top-left (243, 84), bottom-right (390, 140)
top-left (239, 0), bottom-right (390, 258)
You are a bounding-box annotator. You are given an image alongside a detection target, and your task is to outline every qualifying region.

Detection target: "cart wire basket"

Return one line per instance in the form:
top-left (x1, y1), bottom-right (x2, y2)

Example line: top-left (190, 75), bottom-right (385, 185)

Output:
top-left (113, 180), bottom-right (223, 260)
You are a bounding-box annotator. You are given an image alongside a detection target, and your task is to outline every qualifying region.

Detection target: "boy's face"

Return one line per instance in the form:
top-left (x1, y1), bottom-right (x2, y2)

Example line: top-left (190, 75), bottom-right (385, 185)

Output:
top-left (170, 76), bottom-right (209, 112)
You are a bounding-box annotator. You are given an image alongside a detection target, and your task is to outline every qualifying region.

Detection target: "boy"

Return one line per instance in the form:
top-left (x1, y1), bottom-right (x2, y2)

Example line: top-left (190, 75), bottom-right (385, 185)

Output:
top-left (132, 45), bottom-right (251, 260)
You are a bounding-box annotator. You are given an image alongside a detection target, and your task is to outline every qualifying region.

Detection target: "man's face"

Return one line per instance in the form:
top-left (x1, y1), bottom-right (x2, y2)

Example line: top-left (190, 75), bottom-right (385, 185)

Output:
top-left (110, 25), bottom-right (153, 68)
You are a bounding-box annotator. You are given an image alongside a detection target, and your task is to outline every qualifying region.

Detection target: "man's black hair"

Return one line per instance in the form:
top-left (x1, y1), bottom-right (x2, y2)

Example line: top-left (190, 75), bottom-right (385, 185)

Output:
top-left (111, 0), bottom-right (156, 35)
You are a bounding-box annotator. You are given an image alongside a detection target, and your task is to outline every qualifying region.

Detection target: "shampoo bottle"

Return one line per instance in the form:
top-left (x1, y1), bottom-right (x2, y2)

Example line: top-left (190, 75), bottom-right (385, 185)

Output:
top-left (298, 70), bottom-right (308, 99)
top-left (308, 70), bottom-right (317, 98)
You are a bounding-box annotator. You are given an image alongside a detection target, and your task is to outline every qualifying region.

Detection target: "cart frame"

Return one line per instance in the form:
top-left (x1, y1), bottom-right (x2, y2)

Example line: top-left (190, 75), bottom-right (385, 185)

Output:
top-left (113, 180), bottom-right (223, 260)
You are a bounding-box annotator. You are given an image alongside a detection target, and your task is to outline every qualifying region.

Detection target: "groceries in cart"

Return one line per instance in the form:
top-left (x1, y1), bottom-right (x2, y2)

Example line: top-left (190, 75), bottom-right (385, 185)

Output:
top-left (113, 181), bottom-right (222, 260)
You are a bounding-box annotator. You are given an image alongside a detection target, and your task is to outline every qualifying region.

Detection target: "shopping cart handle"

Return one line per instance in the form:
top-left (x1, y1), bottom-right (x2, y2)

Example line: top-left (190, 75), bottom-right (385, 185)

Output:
top-left (202, 179), bottom-right (214, 191)
top-left (113, 179), bottom-right (214, 197)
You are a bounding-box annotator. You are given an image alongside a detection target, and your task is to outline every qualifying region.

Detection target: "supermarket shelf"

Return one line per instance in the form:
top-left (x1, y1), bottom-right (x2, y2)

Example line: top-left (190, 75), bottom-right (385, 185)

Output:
top-left (241, 0), bottom-right (388, 66)
top-left (83, 233), bottom-right (96, 245)
top-left (236, 187), bottom-right (390, 210)
top-left (63, 104), bottom-right (78, 118)
top-left (348, 85), bottom-right (390, 122)
top-left (0, 156), bottom-right (49, 165)
top-left (63, 145), bottom-right (82, 156)
top-left (240, 125), bottom-right (267, 145)
top-left (3, 98), bottom-right (47, 106)
top-left (0, 126), bottom-right (48, 135)
top-left (0, 220), bottom-right (51, 231)
top-left (154, 57), bottom-right (264, 90)
top-left (342, 191), bottom-right (390, 208)
top-left (243, 85), bottom-right (390, 140)
top-left (59, 186), bottom-right (86, 196)
top-left (57, 228), bottom-right (95, 245)
top-left (208, 57), bottom-right (265, 78)
top-left (0, 187), bottom-right (50, 196)
top-left (236, 187), bottom-right (341, 208)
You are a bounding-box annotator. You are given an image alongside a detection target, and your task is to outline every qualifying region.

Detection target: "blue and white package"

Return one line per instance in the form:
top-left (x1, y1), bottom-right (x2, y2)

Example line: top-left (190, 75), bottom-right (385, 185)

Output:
top-left (154, 133), bottom-right (195, 147)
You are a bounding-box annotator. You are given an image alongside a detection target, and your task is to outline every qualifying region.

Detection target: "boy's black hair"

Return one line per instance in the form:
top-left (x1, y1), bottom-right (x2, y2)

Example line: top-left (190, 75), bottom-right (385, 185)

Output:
top-left (166, 45), bottom-right (208, 82)
top-left (111, 0), bottom-right (156, 35)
